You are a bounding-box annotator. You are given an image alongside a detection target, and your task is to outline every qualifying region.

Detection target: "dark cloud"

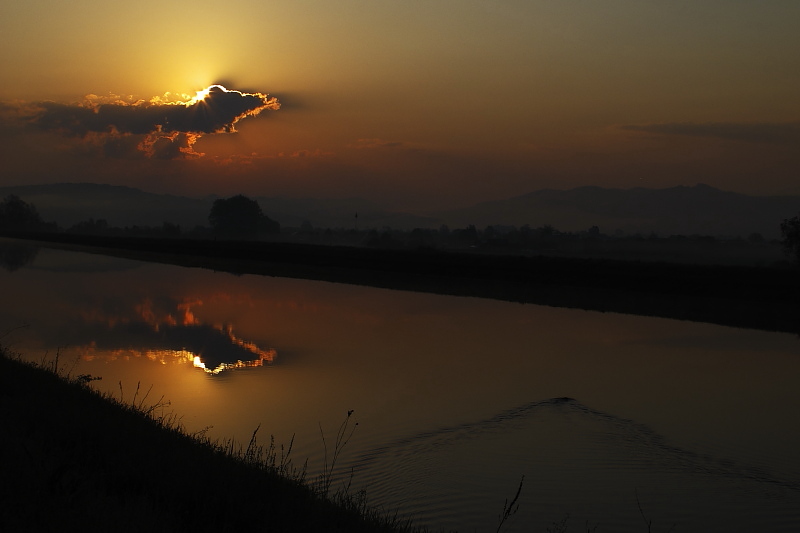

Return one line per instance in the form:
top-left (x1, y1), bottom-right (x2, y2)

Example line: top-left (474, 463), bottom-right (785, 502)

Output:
top-left (622, 121), bottom-right (800, 145)
top-left (10, 85), bottom-right (279, 159)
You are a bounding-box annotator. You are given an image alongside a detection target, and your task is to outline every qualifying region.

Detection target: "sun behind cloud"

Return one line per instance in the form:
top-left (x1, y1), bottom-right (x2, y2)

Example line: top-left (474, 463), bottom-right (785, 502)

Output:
top-left (185, 84), bottom-right (249, 107)
top-left (188, 86), bottom-right (215, 105)
top-left (12, 85), bottom-right (280, 159)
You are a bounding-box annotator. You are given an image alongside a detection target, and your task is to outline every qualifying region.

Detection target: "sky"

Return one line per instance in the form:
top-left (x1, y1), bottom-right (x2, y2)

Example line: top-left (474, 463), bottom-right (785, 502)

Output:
top-left (1, 0), bottom-right (799, 211)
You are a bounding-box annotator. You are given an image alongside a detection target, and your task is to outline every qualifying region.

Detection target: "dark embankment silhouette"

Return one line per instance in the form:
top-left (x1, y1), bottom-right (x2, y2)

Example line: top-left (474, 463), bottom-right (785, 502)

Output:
top-left (0, 350), bottom-right (412, 533)
top-left (9, 232), bottom-right (800, 334)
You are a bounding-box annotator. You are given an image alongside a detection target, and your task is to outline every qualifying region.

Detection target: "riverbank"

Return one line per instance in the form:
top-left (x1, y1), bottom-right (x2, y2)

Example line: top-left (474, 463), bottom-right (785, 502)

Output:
top-left (0, 348), bottom-right (416, 533)
top-left (5, 232), bottom-right (800, 333)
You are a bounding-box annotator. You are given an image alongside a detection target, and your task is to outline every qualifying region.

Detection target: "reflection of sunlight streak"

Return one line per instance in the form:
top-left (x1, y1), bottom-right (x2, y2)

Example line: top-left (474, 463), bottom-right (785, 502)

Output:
top-left (76, 344), bottom-right (276, 375)
top-left (78, 348), bottom-right (195, 365)
top-left (191, 349), bottom-right (276, 375)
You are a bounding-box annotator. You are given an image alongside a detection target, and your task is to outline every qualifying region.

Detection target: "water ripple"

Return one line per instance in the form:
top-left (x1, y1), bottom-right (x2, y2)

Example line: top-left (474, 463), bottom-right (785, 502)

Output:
top-left (346, 397), bottom-right (800, 532)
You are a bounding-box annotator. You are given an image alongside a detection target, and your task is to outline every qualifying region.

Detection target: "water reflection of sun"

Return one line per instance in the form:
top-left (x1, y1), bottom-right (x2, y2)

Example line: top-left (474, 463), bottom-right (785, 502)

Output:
top-left (79, 345), bottom-right (276, 375)
top-left (191, 349), bottom-right (276, 375)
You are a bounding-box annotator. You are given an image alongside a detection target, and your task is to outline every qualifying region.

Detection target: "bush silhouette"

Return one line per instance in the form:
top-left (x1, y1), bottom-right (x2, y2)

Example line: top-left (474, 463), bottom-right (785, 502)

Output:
top-left (208, 195), bottom-right (279, 237)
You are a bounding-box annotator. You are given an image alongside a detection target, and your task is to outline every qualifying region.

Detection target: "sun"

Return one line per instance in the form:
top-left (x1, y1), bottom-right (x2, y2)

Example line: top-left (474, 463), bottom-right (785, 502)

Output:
top-left (187, 84), bottom-right (227, 106)
top-left (187, 87), bottom-right (212, 105)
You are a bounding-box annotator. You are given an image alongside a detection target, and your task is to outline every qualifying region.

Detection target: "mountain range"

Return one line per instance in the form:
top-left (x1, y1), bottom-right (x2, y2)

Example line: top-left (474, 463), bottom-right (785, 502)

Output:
top-left (2, 182), bottom-right (798, 239)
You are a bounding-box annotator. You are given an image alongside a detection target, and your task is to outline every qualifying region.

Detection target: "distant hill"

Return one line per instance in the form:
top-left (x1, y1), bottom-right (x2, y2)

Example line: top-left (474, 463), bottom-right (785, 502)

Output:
top-left (2, 182), bottom-right (799, 238)
top-left (437, 184), bottom-right (800, 239)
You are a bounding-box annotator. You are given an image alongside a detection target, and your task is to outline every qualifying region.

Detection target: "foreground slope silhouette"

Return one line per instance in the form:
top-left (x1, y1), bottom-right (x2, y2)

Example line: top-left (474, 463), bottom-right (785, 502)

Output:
top-left (0, 350), bottom-right (410, 533)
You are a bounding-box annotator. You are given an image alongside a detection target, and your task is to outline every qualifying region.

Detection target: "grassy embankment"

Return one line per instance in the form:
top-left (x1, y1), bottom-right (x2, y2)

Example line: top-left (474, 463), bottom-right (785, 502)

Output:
top-left (0, 346), bottom-right (421, 533)
top-left (11, 231), bottom-right (800, 334)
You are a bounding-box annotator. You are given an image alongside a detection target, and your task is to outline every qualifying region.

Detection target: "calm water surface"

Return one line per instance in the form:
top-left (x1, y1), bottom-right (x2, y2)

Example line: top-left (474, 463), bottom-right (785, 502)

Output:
top-left (2, 244), bottom-right (799, 532)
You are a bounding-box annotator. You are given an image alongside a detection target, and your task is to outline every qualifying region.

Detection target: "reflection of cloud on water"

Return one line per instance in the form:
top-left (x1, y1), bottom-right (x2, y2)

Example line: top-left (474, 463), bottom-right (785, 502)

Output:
top-left (133, 296), bottom-right (203, 329)
top-left (70, 296), bottom-right (276, 374)
top-left (77, 323), bottom-right (275, 374)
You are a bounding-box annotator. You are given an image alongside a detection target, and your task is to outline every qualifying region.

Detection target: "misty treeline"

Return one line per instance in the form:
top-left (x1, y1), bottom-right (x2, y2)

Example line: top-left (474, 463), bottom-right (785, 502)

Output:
top-left (294, 221), bottom-right (783, 265)
top-left (2, 192), bottom-right (800, 265)
top-left (0, 193), bottom-right (278, 239)
top-left (0, 195), bottom-right (57, 233)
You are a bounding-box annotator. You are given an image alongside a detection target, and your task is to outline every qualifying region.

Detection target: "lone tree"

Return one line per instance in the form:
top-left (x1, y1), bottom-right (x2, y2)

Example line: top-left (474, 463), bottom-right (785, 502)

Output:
top-left (208, 195), bottom-right (279, 237)
top-left (780, 214), bottom-right (800, 264)
top-left (0, 195), bottom-right (44, 232)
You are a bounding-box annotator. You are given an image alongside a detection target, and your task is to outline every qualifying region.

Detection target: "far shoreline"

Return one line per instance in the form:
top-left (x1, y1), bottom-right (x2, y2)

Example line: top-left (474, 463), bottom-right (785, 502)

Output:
top-left (4, 232), bottom-right (800, 334)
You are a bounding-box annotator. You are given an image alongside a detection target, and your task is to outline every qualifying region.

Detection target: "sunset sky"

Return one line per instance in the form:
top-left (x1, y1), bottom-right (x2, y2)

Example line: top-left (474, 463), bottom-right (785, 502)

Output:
top-left (2, 1), bottom-right (799, 210)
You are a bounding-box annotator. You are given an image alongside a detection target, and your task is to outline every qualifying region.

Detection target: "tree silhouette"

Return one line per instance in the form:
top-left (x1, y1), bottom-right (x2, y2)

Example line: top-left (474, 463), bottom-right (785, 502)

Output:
top-left (780, 214), bottom-right (800, 264)
top-left (208, 195), bottom-right (279, 237)
top-left (0, 195), bottom-right (44, 232)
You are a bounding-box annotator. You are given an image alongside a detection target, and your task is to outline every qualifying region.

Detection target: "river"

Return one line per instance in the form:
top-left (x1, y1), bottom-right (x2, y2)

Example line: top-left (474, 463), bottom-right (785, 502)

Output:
top-left (2, 242), bottom-right (799, 532)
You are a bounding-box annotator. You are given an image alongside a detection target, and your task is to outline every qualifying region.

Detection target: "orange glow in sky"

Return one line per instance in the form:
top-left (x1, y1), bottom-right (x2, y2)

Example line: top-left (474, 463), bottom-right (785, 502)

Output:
top-left (1, 1), bottom-right (799, 208)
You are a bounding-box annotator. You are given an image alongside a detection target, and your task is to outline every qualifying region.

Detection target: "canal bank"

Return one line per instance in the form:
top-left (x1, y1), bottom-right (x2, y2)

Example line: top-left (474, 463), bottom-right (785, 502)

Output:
top-left (0, 348), bottom-right (416, 533)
